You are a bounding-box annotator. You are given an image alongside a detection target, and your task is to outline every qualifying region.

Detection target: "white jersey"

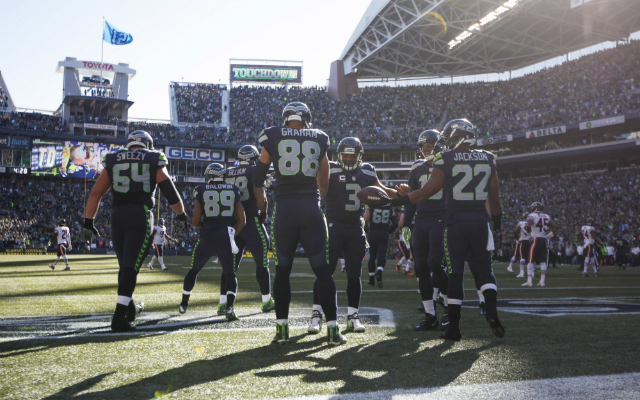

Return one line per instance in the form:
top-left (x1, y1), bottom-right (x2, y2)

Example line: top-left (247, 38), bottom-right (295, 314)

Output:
top-left (527, 213), bottom-right (551, 238)
top-left (581, 225), bottom-right (595, 245)
top-left (517, 221), bottom-right (530, 241)
top-left (152, 226), bottom-right (166, 245)
top-left (606, 246), bottom-right (615, 256)
top-left (54, 226), bottom-right (70, 245)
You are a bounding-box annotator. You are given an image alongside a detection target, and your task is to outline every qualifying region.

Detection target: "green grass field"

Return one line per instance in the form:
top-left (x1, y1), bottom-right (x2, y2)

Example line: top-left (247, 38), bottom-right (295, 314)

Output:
top-left (1, 254), bottom-right (640, 399)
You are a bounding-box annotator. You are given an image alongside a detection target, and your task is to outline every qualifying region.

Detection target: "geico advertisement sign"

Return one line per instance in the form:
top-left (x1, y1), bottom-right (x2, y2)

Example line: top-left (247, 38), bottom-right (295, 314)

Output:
top-left (166, 146), bottom-right (224, 161)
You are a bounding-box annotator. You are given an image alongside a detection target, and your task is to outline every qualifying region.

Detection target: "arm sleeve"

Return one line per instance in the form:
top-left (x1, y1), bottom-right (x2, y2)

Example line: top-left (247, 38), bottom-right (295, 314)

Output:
top-left (252, 161), bottom-right (270, 188)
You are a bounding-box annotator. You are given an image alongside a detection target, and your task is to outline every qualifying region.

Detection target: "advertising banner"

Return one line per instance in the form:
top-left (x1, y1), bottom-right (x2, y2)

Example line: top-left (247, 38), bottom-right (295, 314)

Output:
top-left (579, 115), bottom-right (625, 130)
top-left (31, 139), bottom-right (123, 177)
top-left (476, 134), bottom-right (512, 146)
top-left (230, 64), bottom-right (302, 84)
top-left (184, 176), bottom-right (205, 183)
top-left (0, 134), bottom-right (31, 150)
top-left (165, 146), bottom-right (225, 162)
top-left (525, 125), bottom-right (567, 139)
top-left (84, 123), bottom-right (117, 131)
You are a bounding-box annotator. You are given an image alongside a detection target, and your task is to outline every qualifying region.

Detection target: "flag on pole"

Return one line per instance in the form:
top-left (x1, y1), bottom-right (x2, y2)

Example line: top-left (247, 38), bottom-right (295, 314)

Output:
top-left (103, 20), bottom-right (133, 45)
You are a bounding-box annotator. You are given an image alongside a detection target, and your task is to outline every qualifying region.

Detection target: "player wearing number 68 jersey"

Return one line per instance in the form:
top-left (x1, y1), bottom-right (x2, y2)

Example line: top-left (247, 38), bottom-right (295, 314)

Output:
top-left (522, 202), bottom-right (558, 287)
top-left (365, 205), bottom-right (397, 289)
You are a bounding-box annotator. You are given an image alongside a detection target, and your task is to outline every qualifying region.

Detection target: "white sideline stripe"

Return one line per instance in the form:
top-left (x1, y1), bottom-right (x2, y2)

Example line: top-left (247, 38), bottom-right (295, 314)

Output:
top-left (278, 373), bottom-right (640, 400)
top-left (2, 287), bottom-right (640, 299)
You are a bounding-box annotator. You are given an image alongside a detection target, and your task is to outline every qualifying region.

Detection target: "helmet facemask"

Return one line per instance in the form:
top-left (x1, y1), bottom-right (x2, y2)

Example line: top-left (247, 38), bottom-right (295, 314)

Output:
top-left (338, 151), bottom-right (362, 172)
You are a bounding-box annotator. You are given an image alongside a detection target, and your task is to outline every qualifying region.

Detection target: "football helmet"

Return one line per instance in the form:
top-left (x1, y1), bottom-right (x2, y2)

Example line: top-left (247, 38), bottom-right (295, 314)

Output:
top-left (530, 202), bottom-right (544, 213)
top-left (442, 119), bottom-right (476, 150)
top-left (282, 102), bottom-right (312, 128)
top-left (158, 218), bottom-right (165, 226)
top-left (586, 218), bottom-right (594, 225)
top-left (417, 129), bottom-right (440, 159)
top-left (237, 145), bottom-right (260, 166)
top-left (126, 130), bottom-right (154, 150)
top-left (59, 219), bottom-right (66, 226)
top-left (204, 163), bottom-right (226, 183)
top-left (521, 212), bottom-right (528, 221)
top-left (337, 137), bottom-right (363, 171)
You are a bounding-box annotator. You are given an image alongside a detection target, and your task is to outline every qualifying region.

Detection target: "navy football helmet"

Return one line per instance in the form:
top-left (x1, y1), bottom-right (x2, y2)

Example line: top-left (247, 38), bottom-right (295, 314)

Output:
top-left (282, 102), bottom-right (312, 128)
top-left (238, 145), bottom-right (260, 166)
top-left (158, 218), bottom-right (165, 226)
top-left (337, 137), bottom-right (364, 171)
top-left (530, 202), bottom-right (544, 213)
top-left (417, 129), bottom-right (440, 159)
top-left (59, 219), bottom-right (66, 226)
top-left (204, 163), bottom-right (226, 183)
top-left (442, 119), bottom-right (476, 150)
top-left (586, 218), bottom-right (594, 225)
top-left (126, 130), bottom-right (154, 150)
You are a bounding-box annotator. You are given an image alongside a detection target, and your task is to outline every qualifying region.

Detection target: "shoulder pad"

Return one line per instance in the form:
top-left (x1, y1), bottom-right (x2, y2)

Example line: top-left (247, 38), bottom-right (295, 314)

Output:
top-left (258, 127), bottom-right (278, 144)
top-left (411, 160), bottom-right (425, 171)
top-left (156, 150), bottom-right (167, 166)
top-left (329, 162), bottom-right (343, 175)
top-left (361, 168), bottom-right (377, 177)
top-left (433, 152), bottom-right (444, 165)
top-left (361, 163), bottom-right (375, 172)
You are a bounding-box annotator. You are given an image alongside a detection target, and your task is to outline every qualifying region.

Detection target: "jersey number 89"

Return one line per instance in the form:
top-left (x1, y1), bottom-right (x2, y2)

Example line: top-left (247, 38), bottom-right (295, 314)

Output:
top-left (203, 190), bottom-right (235, 217)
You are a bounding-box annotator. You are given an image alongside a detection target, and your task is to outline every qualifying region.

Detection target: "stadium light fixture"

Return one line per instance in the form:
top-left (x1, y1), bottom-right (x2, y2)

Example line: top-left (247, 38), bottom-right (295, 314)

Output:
top-left (448, 0), bottom-right (518, 49)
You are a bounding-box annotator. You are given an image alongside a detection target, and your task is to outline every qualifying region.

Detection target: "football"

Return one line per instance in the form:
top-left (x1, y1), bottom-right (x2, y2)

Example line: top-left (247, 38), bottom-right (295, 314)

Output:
top-left (357, 186), bottom-right (388, 205)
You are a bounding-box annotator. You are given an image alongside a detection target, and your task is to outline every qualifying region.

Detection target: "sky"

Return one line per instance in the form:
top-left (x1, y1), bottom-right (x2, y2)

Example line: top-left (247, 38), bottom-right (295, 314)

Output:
top-left (0, 0), bottom-right (371, 120)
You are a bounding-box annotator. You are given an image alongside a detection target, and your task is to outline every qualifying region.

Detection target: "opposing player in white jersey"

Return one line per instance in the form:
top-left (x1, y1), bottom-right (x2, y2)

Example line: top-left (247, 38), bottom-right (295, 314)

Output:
top-left (48, 219), bottom-right (72, 271)
top-left (522, 203), bottom-right (558, 287)
top-left (147, 218), bottom-right (175, 270)
top-left (507, 213), bottom-right (530, 278)
top-left (579, 218), bottom-right (600, 277)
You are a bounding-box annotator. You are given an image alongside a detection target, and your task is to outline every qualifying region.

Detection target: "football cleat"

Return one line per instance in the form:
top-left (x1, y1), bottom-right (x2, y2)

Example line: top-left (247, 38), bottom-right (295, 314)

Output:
top-left (403, 269), bottom-right (413, 276)
top-left (507, 265), bottom-right (513, 272)
top-left (439, 307), bottom-right (450, 331)
top-left (441, 326), bottom-right (461, 341)
top-left (161, 265), bottom-right (168, 271)
top-left (308, 310), bottom-right (323, 334)
top-left (49, 264), bottom-right (55, 270)
top-left (516, 273), bottom-right (525, 278)
top-left (126, 301), bottom-right (144, 322)
top-left (368, 275), bottom-right (376, 286)
top-left (536, 281), bottom-right (545, 287)
top-left (375, 270), bottom-right (383, 288)
top-left (522, 281), bottom-right (533, 287)
top-left (327, 325), bottom-right (347, 345)
top-left (413, 314), bottom-right (439, 331)
top-left (582, 273), bottom-right (590, 277)
top-left (486, 315), bottom-right (506, 338)
top-left (111, 315), bottom-right (136, 332)
top-left (225, 307), bottom-right (239, 321)
top-left (217, 302), bottom-right (227, 315)
top-left (346, 313), bottom-right (365, 332)
top-left (179, 303), bottom-right (188, 314)
top-left (395, 264), bottom-right (402, 273)
top-left (435, 297), bottom-right (445, 308)
top-left (63, 267), bottom-right (71, 271)
top-left (479, 302), bottom-right (487, 315)
top-left (261, 298), bottom-right (275, 313)
top-left (272, 322), bottom-right (290, 345)
top-left (417, 305), bottom-right (425, 312)
top-left (147, 263), bottom-right (154, 270)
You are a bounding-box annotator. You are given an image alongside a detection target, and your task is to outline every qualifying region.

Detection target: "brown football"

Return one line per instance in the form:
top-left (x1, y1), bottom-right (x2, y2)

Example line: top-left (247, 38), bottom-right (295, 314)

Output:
top-left (357, 186), bottom-right (387, 205)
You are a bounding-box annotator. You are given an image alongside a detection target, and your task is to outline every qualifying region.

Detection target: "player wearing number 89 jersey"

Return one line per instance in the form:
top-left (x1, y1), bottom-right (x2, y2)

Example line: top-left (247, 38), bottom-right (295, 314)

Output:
top-left (180, 163), bottom-right (246, 321)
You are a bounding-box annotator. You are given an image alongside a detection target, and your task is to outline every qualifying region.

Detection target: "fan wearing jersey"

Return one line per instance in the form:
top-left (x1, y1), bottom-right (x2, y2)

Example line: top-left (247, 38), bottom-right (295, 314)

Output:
top-left (508, 213), bottom-right (530, 277)
top-left (48, 219), bottom-right (72, 271)
top-left (522, 202), bottom-right (559, 287)
top-left (223, 145), bottom-right (274, 314)
top-left (179, 163), bottom-right (245, 321)
top-left (147, 218), bottom-right (175, 270)
top-left (579, 218), bottom-right (600, 277)
top-left (364, 205), bottom-right (397, 288)
top-left (83, 131), bottom-right (187, 332)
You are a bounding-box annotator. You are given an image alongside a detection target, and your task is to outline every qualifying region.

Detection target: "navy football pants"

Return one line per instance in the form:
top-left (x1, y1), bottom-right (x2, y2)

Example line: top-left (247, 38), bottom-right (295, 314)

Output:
top-left (412, 218), bottom-right (449, 302)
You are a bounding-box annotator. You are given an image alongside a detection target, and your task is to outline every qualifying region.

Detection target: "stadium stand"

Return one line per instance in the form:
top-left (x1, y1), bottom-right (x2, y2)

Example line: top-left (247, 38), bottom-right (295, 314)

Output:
top-left (172, 83), bottom-right (224, 124)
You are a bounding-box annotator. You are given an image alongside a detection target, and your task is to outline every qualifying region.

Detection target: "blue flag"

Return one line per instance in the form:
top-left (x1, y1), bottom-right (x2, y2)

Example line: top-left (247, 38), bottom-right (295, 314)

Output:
top-left (103, 20), bottom-right (133, 45)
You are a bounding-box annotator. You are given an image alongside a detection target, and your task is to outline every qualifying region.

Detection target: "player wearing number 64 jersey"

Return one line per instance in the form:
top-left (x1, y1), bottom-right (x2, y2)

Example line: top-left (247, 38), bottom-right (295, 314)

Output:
top-left (522, 202), bottom-right (558, 287)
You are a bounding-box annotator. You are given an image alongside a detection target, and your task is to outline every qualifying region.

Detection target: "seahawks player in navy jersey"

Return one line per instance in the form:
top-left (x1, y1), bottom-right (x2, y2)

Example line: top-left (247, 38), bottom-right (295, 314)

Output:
top-left (180, 163), bottom-right (246, 321)
top-left (403, 130), bottom-right (450, 332)
top-left (364, 205), bottom-right (398, 288)
top-left (83, 131), bottom-right (188, 332)
top-left (309, 137), bottom-right (401, 334)
top-left (365, 119), bottom-right (505, 341)
top-left (222, 145), bottom-right (274, 314)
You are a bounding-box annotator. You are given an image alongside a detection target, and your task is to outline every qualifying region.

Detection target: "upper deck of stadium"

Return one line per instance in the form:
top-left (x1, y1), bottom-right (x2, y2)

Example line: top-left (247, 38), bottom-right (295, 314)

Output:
top-left (340, 0), bottom-right (640, 79)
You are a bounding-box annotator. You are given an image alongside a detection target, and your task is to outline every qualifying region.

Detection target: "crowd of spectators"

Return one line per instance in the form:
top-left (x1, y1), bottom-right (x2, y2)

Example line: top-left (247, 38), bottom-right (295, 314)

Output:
top-left (0, 86), bottom-right (9, 109)
top-left (173, 83), bottom-right (224, 124)
top-left (1, 111), bottom-right (65, 132)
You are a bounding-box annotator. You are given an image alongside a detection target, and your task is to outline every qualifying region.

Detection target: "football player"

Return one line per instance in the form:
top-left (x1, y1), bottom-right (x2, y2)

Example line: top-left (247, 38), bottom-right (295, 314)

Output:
top-left (615, 236), bottom-right (630, 270)
top-left (179, 163), bottom-right (245, 321)
top-left (364, 205), bottom-right (397, 289)
top-left (508, 213), bottom-right (530, 277)
top-left (395, 214), bottom-right (414, 275)
top-left (83, 131), bottom-right (187, 332)
top-left (365, 119), bottom-right (505, 341)
top-left (403, 130), bottom-right (450, 332)
top-left (48, 219), bottom-right (72, 271)
top-left (309, 137), bottom-right (401, 334)
top-left (522, 202), bottom-right (558, 287)
top-left (579, 218), bottom-right (600, 277)
top-left (223, 145), bottom-right (274, 314)
top-left (147, 218), bottom-right (175, 270)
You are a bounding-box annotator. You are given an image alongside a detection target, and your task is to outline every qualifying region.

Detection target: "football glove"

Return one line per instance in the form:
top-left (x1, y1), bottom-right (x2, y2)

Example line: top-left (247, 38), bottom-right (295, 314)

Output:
top-left (264, 173), bottom-right (275, 189)
top-left (176, 212), bottom-right (188, 229)
top-left (83, 218), bottom-right (99, 243)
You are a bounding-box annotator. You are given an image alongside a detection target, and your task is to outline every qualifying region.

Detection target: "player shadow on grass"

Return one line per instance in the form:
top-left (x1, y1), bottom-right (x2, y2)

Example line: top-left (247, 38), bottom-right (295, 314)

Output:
top-left (38, 331), bottom-right (500, 399)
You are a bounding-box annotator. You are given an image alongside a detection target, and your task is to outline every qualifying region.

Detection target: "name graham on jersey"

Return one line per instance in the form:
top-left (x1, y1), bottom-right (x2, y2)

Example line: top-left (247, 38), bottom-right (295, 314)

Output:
top-left (282, 128), bottom-right (318, 138)
top-left (453, 152), bottom-right (488, 162)
top-left (116, 152), bottom-right (147, 161)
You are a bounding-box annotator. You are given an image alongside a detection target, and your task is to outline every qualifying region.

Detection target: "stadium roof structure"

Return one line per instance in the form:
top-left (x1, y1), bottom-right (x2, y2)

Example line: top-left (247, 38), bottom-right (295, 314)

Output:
top-left (340, 0), bottom-right (640, 80)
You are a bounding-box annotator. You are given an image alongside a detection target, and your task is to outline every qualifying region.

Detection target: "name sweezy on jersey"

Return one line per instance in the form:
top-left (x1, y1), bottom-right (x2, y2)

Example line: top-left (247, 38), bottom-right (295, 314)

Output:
top-left (226, 167), bottom-right (246, 177)
top-left (116, 151), bottom-right (147, 161)
top-left (281, 128), bottom-right (319, 138)
top-left (452, 152), bottom-right (489, 162)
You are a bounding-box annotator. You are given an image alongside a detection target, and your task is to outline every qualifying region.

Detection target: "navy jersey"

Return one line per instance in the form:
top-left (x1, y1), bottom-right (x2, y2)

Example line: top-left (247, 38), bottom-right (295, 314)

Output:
top-left (368, 206), bottom-right (395, 232)
top-left (405, 159), bottom-right (445, 220)
top-left (324, 162), bottom-right (379, 226)
top-left (226, 165), bottom-right (260, 217)
top-left (258, 126), bottom-right (330, 201)
top-left (103, 148), bottom-right (167, 208)
top-left (194, 183), bottom-right (241, 233)
top-left (433, 149), bottom-right (496, 224)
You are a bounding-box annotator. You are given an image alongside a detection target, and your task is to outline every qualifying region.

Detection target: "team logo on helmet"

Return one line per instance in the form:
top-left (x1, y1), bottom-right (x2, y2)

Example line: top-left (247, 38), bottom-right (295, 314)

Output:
top-left (282, 102), bottom-right (312, 128)
top-left (204, 163), bottom-right (226, 183)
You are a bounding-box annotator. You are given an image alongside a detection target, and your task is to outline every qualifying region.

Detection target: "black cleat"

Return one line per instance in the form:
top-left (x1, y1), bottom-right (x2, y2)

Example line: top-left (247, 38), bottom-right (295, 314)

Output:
top-left (413, 314), bottom-right (439, 331)
top-left (486, 315), bottom-right (505, 338)
top-left (111, 315), bottom-right (136, 332)
top-left (439, 307), bottom-right (450, 331)
top-left (225, 307), bottom-right (239, 321)
top-left (368, 275), bottom-right (376, 286)
top-left (375, 270), bottom-right (383, 288)
top-left (479, 302), bottom-right (487, 315)
top-left (126, 301), bottom-right (144, 322)
top-left (272, 322), bottom-right (290, 345)
top-left (435, 297), bottom-right (445, 308)
top-left (441, 326), bottom-right (461, 341)
top-left (417, 305), bottom-right (425, 312)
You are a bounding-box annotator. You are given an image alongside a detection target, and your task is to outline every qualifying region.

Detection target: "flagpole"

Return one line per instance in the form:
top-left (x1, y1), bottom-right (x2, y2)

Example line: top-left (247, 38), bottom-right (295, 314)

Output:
top-left (101, 17), bottom-right (105, 89)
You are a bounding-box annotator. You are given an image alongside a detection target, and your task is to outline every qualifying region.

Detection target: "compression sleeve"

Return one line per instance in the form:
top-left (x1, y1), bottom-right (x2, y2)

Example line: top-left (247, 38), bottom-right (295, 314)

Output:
top-left (252, 160), bottom-right (270, 189)
top-left (391, 195), bottom-right (412, 207)
top-left (158, 179), bottom-right (181, 205)
top-left (492, 213), bottom-right (502, 230)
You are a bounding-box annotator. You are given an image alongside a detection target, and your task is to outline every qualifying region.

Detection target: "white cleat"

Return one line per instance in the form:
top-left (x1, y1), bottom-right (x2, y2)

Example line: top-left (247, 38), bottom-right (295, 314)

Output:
top-left (507, 266), bottom-right (513, 272)
top-left (161, 265), bottom-right (168, 271)
top-left (516, 274), bottom-right (525, 278)
top-left (536, 282), bottom-right (545, 287)
top-left (307, 310), bottom-right (323, 334)
top-left (147, 263), bottom-right (154, 270)
top-left (521, 281), bottom-right (533, 287)
top-left (346, 314), bottom-right (366, 332)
